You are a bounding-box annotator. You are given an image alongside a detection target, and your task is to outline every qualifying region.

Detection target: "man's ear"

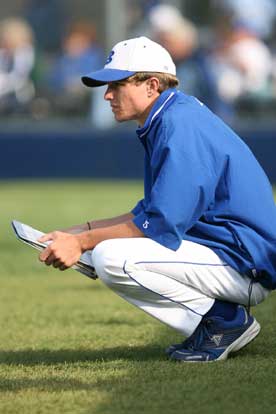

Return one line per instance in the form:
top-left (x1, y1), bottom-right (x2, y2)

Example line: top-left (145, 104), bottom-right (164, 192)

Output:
top-left (146, 77), bottom-right (160, 96)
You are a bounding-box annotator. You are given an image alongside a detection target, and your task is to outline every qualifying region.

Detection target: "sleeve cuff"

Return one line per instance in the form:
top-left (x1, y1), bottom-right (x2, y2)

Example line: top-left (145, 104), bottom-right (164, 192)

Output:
top-left (132, 212), bottom-right (181, 251)
top-left (131, 199), bottom-right (145, 216)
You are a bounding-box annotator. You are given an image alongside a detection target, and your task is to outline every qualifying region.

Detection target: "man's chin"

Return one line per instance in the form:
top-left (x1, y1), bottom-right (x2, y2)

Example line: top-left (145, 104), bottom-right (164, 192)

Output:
top-left (114, 114), bottom-right (130, 122)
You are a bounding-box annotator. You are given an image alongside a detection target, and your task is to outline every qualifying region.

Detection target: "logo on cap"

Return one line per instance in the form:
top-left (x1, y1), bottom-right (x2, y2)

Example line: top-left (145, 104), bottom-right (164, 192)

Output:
top-left (106, 50), bottom-right (115, 65)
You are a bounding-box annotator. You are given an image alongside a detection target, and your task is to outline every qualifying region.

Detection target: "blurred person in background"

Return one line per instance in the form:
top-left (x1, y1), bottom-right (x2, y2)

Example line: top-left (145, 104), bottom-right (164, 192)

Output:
top-left (213, 0), bottom-right (276, 40)
top-left (47, 21), bottom-right (104, 117)
top-left (0, 17), bottom-right (35, 115)
top-left (208, 1), bottom-right (275, 119)
top-left (147, 4), bottom-right (219, 112)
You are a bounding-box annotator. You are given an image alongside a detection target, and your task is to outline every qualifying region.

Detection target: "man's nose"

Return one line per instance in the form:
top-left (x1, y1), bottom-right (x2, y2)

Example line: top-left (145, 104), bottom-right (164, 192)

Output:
top-left (104, 85), bottom-right (113, 100)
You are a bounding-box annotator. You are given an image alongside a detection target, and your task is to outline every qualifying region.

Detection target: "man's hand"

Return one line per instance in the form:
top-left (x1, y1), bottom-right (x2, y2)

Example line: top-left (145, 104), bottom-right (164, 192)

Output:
top-left (38, 231), bottom-right (83, 271)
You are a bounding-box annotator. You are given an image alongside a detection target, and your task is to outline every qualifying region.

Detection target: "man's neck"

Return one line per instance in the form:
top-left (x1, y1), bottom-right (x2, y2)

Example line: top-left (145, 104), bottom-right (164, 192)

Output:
top-left (136, 95), bottom-right (160, 127)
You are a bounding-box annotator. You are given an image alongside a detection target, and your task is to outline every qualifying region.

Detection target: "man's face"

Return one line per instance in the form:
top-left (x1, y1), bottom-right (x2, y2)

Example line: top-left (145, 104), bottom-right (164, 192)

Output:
top-left (104, 79), bottom-right (155, 125)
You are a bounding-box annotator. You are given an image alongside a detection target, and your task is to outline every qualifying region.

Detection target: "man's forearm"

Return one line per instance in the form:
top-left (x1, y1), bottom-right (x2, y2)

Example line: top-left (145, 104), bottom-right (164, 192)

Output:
top-left (88, 212), bottom-right (134, 229)
top-left (63, 212), bottom-right (134, 234)
top-left (76, 219), bottom-right (144, 251)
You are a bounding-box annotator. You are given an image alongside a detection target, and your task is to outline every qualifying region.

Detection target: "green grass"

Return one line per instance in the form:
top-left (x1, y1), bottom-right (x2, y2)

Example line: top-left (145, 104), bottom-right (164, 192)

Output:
top-left (1, 180), bottom-right (276, 414)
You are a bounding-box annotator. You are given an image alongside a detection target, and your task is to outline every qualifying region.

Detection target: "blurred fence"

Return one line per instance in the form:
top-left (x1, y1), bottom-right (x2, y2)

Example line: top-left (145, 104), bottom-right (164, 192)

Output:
top-left (0, 125), bottom-right (276, 182)
top-left (0, 126), bottom-right (143, 179)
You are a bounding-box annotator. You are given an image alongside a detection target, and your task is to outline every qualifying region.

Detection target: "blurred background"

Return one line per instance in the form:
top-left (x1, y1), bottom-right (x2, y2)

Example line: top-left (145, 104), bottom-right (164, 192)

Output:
top-left (0, 0), bottom-right (276, 181)
top-left (1, 4), bottom-right (276, 412)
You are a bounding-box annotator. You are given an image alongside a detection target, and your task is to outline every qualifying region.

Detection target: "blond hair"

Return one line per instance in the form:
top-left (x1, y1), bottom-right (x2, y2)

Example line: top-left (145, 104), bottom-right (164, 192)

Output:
top-left (0, 18), bottom-right (34, 49)
top-left (128, 72), bottom-right (179, 93)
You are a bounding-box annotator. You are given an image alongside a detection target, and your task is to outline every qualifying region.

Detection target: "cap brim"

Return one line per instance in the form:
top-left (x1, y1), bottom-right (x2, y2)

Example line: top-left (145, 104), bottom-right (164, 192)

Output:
top-left (82, 68), bottom-right (136, 87)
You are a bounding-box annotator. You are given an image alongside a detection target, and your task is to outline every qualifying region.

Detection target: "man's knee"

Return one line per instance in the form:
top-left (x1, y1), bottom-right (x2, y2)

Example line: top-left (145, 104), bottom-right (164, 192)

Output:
top-left (92, 239), bottom-right (126, 284)
top-left (92, 240), bottom-right (112, 280)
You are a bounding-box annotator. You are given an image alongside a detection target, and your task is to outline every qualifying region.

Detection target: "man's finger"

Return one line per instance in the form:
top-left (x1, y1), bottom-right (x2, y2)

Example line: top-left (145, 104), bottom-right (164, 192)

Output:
top-left (53, 259), bottom-right (62, 268)
top-left (38, 233), bottom-right (54, 243)
top-left (45, 253), bottom-right (57, 266)
top-left (39, 245), bottom-right (53, 262)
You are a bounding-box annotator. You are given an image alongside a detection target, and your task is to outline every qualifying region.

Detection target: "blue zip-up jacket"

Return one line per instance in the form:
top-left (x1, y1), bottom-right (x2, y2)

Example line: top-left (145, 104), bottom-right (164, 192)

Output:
top-left (132, 88), bottom-right (276, 289)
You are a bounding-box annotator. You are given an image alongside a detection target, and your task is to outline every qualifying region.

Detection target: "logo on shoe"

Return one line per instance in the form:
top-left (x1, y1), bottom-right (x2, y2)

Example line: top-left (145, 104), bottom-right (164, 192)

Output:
top-left (211, 334), bottom-right (223, 346)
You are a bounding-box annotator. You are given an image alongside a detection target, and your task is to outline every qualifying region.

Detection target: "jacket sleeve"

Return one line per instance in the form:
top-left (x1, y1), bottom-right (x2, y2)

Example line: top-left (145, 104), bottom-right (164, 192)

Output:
top-left (131, 199), bottom-right (145, 216)
top-left (132, 116), bottom-right (221, 250)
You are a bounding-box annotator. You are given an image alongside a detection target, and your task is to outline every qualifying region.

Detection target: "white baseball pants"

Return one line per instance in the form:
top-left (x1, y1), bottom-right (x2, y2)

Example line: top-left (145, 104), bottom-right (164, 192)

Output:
top-left (91, 238), bottom-right (269, 337)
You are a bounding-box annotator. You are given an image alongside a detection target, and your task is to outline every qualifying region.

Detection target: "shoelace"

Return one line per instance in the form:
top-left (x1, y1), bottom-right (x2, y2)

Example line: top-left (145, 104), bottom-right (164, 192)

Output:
top-left (185, 319), bottom-right (214, 351)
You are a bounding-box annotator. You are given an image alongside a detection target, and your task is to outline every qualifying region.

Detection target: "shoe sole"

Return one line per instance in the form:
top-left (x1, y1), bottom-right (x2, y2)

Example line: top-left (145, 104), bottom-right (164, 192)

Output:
top-left (217, 319), bottom-right (261, 361)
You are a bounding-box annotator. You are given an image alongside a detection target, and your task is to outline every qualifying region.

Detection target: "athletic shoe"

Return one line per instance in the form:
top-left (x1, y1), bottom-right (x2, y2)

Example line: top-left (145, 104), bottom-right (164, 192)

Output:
top-left (167, 305), bottom-right (260, 362)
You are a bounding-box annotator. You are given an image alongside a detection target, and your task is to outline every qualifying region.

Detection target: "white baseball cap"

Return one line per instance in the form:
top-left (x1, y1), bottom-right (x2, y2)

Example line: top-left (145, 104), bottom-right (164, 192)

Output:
top-left (82, 36), bottom-right (176, 87)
